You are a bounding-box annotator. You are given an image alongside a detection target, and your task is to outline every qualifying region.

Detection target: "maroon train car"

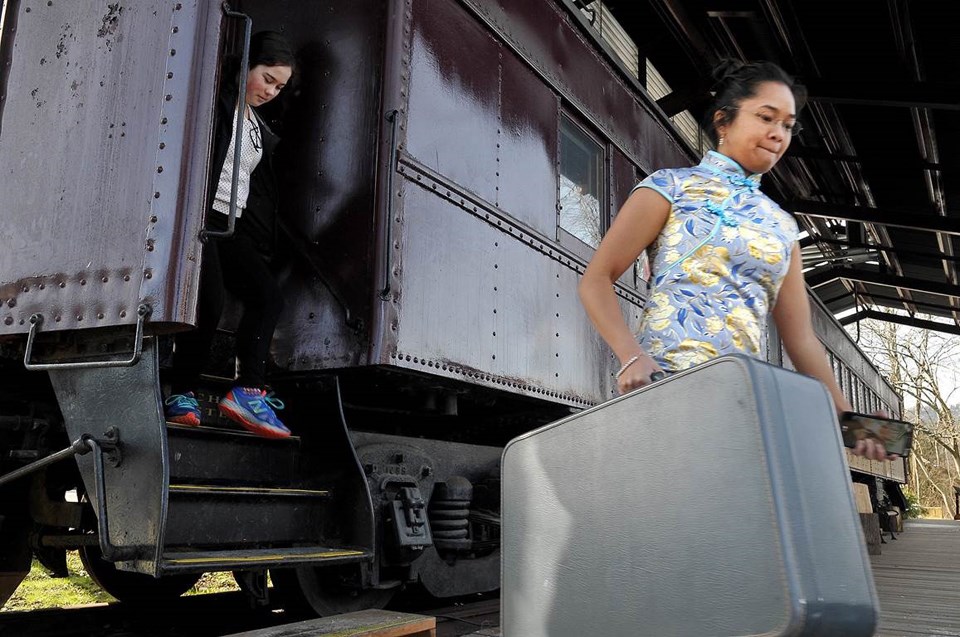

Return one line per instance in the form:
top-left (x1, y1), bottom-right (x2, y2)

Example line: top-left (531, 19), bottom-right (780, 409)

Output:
top-left (0, 0), bottom-right (900, 614)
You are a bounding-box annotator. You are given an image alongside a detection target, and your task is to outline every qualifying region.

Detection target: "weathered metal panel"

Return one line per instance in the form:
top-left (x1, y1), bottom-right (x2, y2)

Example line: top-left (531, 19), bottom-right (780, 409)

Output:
top-left (498, 50), bottom-right (559, 239)
top-left (48, 339), bottom-right (168, 576)
top-left (405, 0), bottom-right (500, 205)
top-left (235, 0), bottom-right (387, 371)
top-left (461, 0), bottom-right (692, 173)
top-left (0, 1), bottom-right (221, 335)
top-left (390, 171), bottom-right (636, 406)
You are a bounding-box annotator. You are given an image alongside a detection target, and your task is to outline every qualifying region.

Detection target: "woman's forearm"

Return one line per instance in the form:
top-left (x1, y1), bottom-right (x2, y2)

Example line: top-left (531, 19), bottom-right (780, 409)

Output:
top-left (578, 273), bottom-right (645, 363)
top-left (784, 335), bottom-right (852, 413)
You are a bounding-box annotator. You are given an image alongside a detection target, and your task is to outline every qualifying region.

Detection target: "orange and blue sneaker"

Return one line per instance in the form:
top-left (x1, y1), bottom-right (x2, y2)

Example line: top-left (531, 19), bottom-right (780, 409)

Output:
top-left (218, 387), bottom-right (290, 439)
top-left (165, 392), bottom-right (201, 427)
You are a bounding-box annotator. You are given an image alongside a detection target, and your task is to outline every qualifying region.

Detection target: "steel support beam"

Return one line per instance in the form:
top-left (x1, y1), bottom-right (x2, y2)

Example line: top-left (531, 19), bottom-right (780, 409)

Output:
top-left (806, 267), bottom-right (960, 298)
top-left (823, 291), bottom-right (960, 318)
top-left (783, 149), bottom-right (943, 172)
top-left (805, 236), bottom-right (960, 265)
top-left (789, 200), bottom-right (960, 236)
top-left (840, 309), bottom-right (960, 337)
top-left (806, 79), bottom-right (960, 111)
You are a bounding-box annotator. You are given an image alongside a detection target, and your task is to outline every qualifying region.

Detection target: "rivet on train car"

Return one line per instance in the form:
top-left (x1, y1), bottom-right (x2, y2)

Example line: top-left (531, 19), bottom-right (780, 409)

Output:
top-left (493, 309), bottom-right (497, 314)
top-left (161, 117), bottom-right (168, 125)
top-left (175, 2), bottom-right (182, 9)
top-left (97, 313), bottom-right (104, 319)
top-left (556, 333), bottom-right (560, 337)
top-left (54, 315), bottom-right (61, 322)
top-left (58, 281), bottom-right (66, 288)
top-left (492, 355), bottom-right (496, 360)
top-left (170, 49), bottom-right (176, 57)
top-left (493, 264), bottom-right (498, 269)
top-left (76, 314), bottom-right (83, 321)
top-left (157, 166), bottom-right (163, 173)
top-left (150, 215), bottom-right (158, 223)
top-left (493, 331), bottom-right (496, 336)
top-left (172, 26), bottom-right (179, 34)
top-left (123, 275), bottom-right (130, 282)
top-left (308, 312), bottom-right (315, 319)
top-left (493, 286), bottom-right (497, 291)
top-left (120, 311), bottom-right (127, 318)
top-left (38, 283), bottom-right (45, 290)
top-left (3, 317), bottom-right (12, 325)
top-left (144, 270), bottom-right (153, 279)
top-left (159, 142), bottom-right (166, 149)
top-left (80, 279), bottom-right (86, 285)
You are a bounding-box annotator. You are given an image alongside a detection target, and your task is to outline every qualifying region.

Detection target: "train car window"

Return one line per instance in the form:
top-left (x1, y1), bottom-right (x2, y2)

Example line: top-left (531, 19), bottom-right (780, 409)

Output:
top-left (559, 116), bottom-right (605, 249)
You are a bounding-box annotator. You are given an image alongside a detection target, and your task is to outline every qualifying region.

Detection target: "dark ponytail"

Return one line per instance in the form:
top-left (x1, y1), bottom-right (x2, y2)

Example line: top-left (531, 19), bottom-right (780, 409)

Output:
top-left (702, 59), bottom-right (807, 144)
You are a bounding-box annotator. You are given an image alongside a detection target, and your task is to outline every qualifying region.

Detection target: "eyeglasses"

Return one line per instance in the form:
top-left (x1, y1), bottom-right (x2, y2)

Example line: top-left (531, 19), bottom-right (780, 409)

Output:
top-left (248, 121), bottom-right (262, 152)
top-left (752, 111), bottom-right (802, 136)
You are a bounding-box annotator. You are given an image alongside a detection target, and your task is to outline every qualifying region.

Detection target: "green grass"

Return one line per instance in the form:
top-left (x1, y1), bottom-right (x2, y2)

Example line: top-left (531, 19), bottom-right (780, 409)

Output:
top-left (3, 552), bottom-right (240, 612)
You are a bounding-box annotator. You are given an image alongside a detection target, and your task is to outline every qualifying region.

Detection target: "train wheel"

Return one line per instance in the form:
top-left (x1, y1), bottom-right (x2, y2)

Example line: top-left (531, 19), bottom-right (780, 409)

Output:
top-left (270, 565), bottom-right (396, 617)
top-left (79, 545), bottom-right (200, 603)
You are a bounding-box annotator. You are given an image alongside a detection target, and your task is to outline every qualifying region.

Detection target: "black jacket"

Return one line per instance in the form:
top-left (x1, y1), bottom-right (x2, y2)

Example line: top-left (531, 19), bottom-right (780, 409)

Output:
top-left (208, 58), bottom-right (281, 255)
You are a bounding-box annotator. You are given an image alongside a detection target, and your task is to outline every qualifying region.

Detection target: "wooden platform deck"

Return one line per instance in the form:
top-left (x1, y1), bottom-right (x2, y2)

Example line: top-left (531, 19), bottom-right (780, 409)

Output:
top-left (873, 519), bottom-right (960, 636)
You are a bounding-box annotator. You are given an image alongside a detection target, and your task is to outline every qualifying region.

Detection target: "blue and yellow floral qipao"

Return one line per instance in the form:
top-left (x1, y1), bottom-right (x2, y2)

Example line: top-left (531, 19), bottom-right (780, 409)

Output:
top-left (634, 151), bottom-right (799, 372)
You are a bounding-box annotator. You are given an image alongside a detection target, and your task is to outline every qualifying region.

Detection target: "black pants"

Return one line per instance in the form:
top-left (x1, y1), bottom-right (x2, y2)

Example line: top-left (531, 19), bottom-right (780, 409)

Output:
top-left (171, 214), bottom-right (284, 392)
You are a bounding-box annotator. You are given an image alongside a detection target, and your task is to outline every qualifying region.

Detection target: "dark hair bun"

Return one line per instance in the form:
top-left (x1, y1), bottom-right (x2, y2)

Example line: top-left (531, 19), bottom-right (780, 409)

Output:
top-left (711, 59), bottom-right (745, 85)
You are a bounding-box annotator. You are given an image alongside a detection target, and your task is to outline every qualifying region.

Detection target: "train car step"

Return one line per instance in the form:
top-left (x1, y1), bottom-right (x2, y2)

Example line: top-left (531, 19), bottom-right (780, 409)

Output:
top-left (159, 545), bottom-right (372, 575)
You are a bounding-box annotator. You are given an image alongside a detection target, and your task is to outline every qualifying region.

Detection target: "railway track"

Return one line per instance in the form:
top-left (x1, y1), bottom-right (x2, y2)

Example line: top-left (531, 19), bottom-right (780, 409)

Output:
top-left (0, 590), bottom-right (500, 636)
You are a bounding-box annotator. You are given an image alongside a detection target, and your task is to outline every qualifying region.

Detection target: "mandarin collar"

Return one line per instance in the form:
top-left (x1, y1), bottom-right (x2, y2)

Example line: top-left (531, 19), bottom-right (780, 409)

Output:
top-left (700, 151), bottom-right (762, 191)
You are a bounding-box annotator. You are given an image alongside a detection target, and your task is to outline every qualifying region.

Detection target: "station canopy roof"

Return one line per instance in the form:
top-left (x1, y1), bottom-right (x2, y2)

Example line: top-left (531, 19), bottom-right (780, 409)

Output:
top-left (595, 0), bottom-right (960, 335)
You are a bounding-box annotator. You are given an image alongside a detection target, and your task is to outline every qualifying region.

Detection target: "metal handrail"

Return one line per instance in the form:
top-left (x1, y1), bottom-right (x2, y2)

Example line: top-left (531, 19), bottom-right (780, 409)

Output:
top-left (23, 303), bottom-right (152, 371)
top-left (86, 433), bottom-right (139, 561)
top-left (201, 5), bottom-right (252, 242)
top-left (380, 109), bottom-right (400, 300)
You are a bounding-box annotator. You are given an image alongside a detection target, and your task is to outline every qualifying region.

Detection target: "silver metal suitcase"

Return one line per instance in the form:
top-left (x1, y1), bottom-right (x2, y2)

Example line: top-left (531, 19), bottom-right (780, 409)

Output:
top-left (502, 355), bottom-right (879, 636)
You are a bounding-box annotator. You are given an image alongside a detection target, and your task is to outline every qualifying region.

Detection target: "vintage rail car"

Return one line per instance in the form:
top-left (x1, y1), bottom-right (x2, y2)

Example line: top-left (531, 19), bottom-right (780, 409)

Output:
top-left (0, 0), bottom-right (904, 613)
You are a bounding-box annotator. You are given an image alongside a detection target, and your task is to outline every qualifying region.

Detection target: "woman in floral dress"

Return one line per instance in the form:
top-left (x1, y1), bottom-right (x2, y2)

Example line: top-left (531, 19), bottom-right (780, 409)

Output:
top-left (578, 60), bottom-right (890, 461)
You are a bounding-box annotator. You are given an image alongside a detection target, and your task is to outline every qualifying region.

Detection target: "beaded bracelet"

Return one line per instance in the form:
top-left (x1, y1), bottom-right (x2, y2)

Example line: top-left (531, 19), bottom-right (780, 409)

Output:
top-left (615, 355), bottom-right (640, 379)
